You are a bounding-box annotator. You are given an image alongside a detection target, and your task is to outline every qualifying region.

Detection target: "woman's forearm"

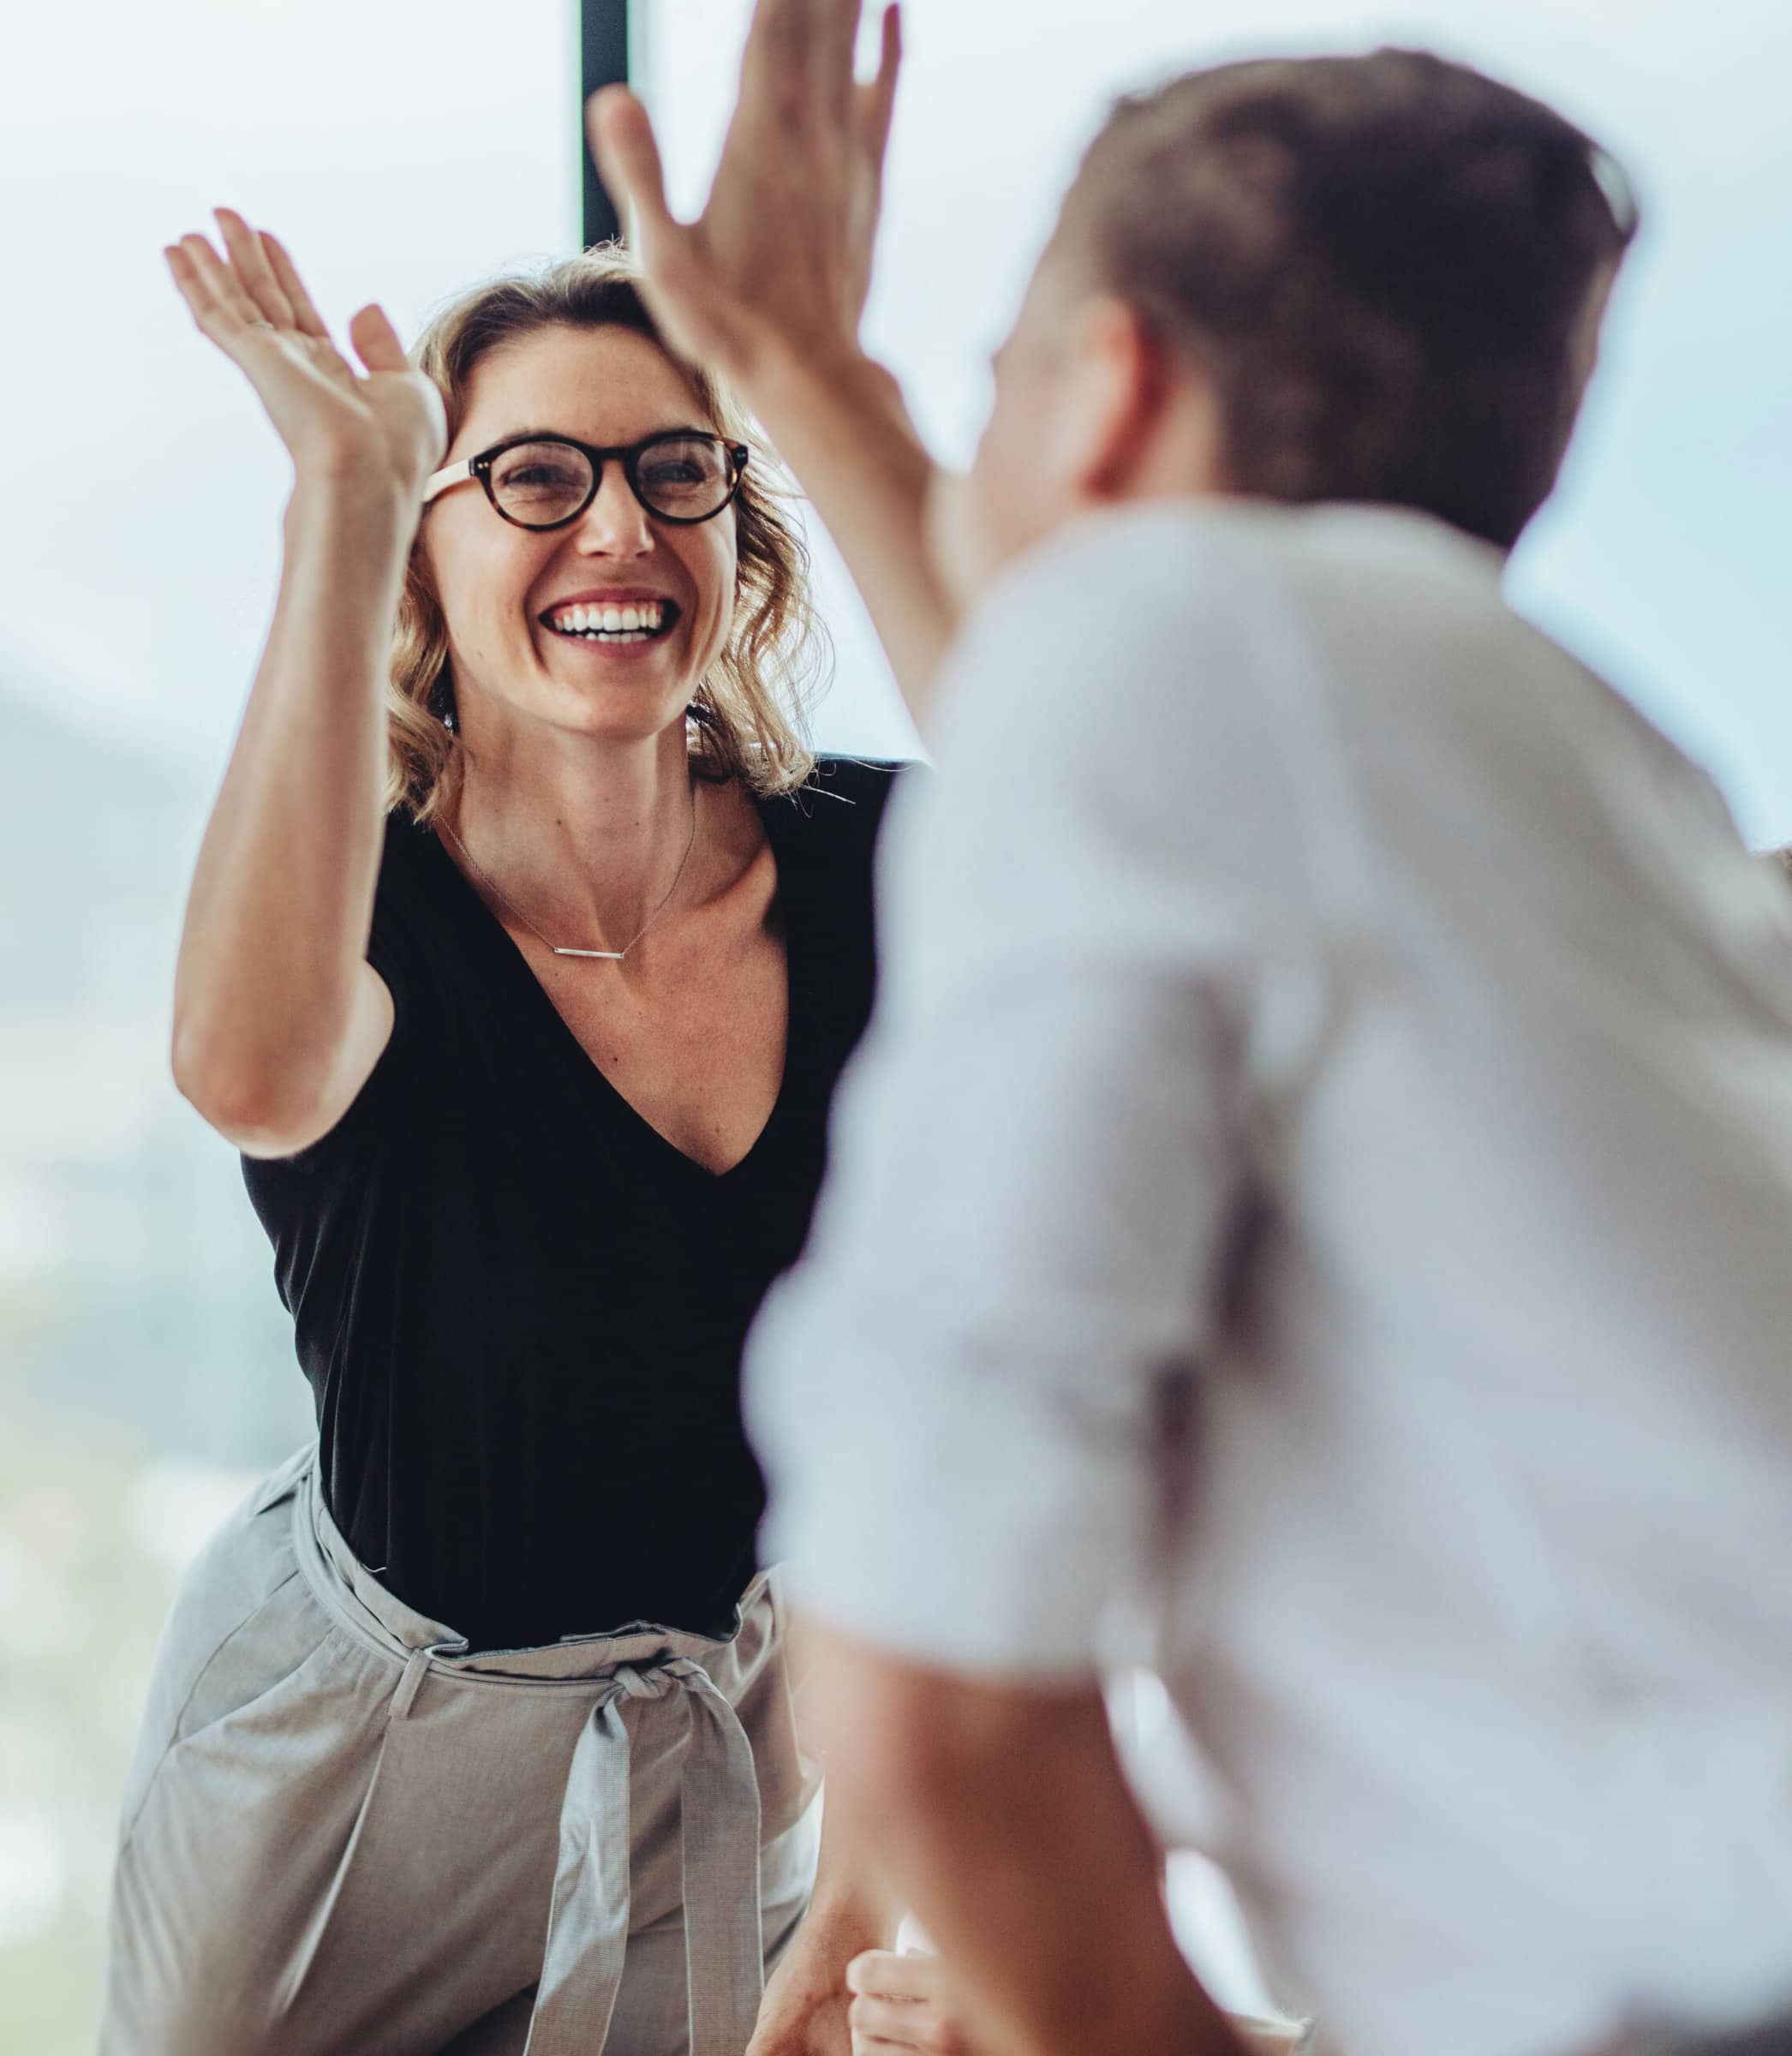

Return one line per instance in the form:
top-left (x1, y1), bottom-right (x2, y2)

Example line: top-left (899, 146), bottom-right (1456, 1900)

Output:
top-left (172, 469), bottom-right (413, 1145)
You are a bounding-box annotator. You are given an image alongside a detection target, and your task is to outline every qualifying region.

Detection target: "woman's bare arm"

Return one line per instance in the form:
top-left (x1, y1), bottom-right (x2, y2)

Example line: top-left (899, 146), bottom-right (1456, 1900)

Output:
top-left (173, 470), bottom-right (405, 1156)
top-left (164, 213), bottom-right (445, 1156)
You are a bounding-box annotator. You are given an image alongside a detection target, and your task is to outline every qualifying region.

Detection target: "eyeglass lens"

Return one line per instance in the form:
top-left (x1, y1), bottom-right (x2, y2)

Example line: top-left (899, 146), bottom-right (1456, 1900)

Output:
top-left (485, 437), bottom-right (735, 527)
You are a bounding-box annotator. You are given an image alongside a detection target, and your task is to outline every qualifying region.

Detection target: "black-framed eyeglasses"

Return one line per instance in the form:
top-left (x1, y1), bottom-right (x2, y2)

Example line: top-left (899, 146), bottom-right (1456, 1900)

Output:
top-left (422, 429), bottom-right (750, 529)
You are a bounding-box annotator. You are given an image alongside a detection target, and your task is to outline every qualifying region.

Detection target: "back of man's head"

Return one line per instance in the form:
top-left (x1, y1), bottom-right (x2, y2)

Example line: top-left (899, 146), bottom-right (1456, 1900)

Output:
top-left (1055, 49), bottom-right (1638, 550)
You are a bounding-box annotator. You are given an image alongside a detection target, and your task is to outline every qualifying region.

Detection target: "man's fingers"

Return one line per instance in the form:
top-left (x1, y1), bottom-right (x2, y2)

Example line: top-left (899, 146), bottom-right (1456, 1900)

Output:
top-left (215, 208), bottom-right (298, 329)
top-left (260, 232), bottom-right (331, 340)
top-left (740, 0), bottom-right (813, 113)
top-left (846, 1948), bottom-right (940, 1999)
top-left (347, 303), bottom-right (409, 375)
top-left (858, 2), bottom-right (902, 169)
top-left (809, 0), bottom-right (861, 128)
top-left (586, 87), bottom-right (682, 255)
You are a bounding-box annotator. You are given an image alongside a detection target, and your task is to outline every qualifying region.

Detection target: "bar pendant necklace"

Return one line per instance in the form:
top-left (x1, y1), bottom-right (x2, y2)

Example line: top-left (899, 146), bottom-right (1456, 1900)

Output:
top-left (438, 795), bottom-right (699, 963)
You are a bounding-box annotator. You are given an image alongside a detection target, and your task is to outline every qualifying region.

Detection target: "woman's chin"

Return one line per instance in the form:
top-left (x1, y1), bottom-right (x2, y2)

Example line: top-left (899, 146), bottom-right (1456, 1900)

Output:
top-left (459, 654), bottom-right (697, 750)
top-left (539, 670), bottom-right (693, 744)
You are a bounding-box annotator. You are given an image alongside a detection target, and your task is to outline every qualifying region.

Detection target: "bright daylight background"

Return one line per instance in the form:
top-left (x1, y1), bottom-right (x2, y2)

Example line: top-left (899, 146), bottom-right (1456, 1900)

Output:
top-left (2, 0), bottom-right (1789, 2045)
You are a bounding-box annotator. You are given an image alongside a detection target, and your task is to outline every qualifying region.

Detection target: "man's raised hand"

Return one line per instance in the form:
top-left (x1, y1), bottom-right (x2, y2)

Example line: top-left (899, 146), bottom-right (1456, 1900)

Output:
top-left (586, 0), bottom-right (900, 387)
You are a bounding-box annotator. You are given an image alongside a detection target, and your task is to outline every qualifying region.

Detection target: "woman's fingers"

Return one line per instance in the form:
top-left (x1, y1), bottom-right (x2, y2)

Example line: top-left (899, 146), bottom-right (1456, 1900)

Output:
top-left (163, 241), bottom-right (212, 320)
top-left (166, 232), bottom-right (267, 345)
top-left (215, 207), bottom-right (298, 327)
top-left (162, 221), bottom-right (438, 487)
top-left (260, 231), bottom-right (331, 340)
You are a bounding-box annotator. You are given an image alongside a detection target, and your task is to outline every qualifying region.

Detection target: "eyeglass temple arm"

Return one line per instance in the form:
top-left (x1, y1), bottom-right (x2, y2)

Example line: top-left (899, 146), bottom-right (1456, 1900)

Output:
top-left (421, 457), bottom-right (475, 505)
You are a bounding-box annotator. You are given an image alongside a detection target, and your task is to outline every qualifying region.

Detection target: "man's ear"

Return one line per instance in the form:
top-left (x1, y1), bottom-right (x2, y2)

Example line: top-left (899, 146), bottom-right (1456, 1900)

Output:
top-left (1044, 294), bottom-right (1168, 503)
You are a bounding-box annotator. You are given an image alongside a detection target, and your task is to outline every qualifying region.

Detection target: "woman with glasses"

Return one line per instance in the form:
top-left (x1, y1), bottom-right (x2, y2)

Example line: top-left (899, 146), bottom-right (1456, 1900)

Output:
top-left (101, 214), bottom-right (907, 2056)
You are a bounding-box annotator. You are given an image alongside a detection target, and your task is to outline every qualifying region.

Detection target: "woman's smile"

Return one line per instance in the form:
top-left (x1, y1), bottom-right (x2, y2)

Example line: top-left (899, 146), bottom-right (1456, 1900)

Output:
top-left (539, 588), bottom-right (682, 652)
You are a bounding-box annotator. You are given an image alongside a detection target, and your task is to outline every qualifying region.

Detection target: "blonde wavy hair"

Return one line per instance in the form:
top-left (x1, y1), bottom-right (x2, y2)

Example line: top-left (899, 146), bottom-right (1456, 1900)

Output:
top-left (387, 247), bottom-right (825, 822)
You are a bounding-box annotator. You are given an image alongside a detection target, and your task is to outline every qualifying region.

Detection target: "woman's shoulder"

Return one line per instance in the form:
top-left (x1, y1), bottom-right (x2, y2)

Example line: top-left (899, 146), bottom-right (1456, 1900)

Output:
top-left (377, 804), bottom-right (441, 878)
top-left (367, 808), bottom-right (465, 935)
top-left (762, 755), bottom-right (925, 855)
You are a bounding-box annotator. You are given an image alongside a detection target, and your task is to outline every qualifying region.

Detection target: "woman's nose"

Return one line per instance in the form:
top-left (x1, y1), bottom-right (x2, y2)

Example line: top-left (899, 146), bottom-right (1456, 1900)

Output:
top-left (573, 462), bottom-right (654, 554)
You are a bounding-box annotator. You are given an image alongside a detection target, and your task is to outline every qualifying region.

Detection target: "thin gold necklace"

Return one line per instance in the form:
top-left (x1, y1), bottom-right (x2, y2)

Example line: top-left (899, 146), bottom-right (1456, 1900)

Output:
top-left (438, 791), bottom-right (700, 963)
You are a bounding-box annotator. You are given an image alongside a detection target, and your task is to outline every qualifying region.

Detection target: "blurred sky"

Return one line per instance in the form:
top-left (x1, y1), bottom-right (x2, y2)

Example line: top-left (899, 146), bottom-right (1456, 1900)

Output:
top-left (1, 0), bottom-right (1788, 833)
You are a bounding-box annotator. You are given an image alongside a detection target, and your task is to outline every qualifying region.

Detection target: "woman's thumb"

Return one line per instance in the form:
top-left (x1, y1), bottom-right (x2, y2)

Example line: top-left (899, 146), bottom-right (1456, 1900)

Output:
top-left (348, 303), bottom-right (409, 374)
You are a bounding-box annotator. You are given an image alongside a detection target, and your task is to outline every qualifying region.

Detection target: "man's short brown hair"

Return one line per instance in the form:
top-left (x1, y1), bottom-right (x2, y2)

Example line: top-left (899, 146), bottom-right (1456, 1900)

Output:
top-left (1057, 49), bottom-right (1638, 549)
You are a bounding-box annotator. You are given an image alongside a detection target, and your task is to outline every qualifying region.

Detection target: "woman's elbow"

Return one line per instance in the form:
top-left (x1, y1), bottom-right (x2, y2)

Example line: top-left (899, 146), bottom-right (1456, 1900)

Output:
top-left (169, 1019), bottom-right (325, 1156)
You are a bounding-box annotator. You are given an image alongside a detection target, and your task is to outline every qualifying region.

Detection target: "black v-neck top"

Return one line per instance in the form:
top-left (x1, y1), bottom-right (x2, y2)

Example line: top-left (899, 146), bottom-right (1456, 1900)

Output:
top-left (242, 756), bottom-right (908, 1649)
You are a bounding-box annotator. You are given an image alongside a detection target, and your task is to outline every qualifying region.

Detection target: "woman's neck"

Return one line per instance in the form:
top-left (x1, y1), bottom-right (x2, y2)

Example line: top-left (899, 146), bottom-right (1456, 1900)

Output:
top-left (445, 715), bottom-right (705, 953)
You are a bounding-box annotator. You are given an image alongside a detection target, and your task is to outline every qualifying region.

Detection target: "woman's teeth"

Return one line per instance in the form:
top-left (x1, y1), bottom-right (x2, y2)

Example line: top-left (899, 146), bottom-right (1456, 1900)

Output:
top-left (546, 599), bottom-right (670, 643)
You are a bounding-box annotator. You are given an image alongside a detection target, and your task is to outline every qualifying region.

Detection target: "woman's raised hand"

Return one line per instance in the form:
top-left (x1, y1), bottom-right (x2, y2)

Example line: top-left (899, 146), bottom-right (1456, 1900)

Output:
top-left (164, 211), bottom-right (445, 502)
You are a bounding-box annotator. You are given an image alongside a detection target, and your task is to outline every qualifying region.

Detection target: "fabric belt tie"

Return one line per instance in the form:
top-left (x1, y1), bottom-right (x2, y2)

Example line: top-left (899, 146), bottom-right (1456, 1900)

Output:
top-left (521, 1655), bottom-right (766, 2056)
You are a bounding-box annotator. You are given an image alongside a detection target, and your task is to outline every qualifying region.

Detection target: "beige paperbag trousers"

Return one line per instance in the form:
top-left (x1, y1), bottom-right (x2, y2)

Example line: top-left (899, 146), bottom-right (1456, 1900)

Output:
top-left (101, 1446), bottom-right (820, 2056)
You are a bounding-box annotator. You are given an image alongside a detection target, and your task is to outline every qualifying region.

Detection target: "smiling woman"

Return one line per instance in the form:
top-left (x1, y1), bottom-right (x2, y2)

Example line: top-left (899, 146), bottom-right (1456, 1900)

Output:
top-left (98, 219), bottom-right (917, 2055)
top-left (387, 252), bottom-right (827, 825)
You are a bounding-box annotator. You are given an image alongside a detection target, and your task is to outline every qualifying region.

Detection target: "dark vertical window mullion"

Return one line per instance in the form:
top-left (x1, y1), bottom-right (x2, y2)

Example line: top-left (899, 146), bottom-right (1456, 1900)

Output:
top-left (582, 0), bottom-right (631, 247)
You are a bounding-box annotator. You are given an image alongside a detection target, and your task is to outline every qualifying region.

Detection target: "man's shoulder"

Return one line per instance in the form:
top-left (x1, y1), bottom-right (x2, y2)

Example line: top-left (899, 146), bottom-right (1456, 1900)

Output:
top-left (978, 499), bottom-right (1507, 618)
top-left (935, 502), bottom-right (1336, 762)
top-left (952, 500), bottom-right (1508, 701)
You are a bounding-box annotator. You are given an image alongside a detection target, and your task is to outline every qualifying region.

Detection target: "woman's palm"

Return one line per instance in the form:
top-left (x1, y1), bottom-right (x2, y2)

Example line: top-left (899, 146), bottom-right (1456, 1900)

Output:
top-left (165, 209), bottom-right (445, 497)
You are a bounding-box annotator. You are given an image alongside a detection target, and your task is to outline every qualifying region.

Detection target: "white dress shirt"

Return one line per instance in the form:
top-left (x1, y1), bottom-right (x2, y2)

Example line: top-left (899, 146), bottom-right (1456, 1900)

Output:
top-left (746, 501), bottom-right (1792, 2056)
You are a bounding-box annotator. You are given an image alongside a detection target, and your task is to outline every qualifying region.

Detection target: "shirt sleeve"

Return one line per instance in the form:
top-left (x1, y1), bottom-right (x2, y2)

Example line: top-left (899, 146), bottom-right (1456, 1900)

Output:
top-left (744, 510), bottom-right (1330, 1678)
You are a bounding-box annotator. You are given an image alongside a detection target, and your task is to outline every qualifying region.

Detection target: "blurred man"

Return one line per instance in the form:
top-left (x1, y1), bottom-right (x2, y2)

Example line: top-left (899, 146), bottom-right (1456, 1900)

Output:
top-left (595, 9), bottom-right (1792, 2054)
